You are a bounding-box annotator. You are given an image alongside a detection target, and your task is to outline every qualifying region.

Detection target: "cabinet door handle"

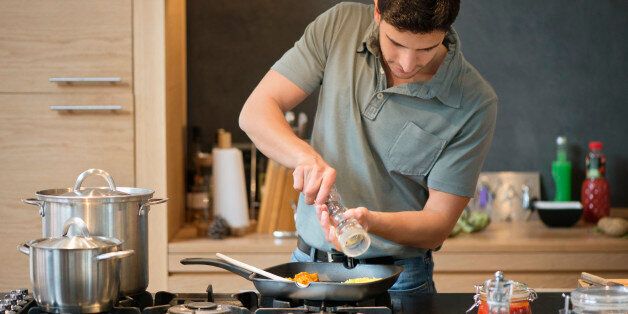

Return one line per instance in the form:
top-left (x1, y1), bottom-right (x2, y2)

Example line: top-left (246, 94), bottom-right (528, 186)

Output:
top-left (49, 105), bottom-right (123, 111)
top-left (49, 77), bottom-right (122, 84)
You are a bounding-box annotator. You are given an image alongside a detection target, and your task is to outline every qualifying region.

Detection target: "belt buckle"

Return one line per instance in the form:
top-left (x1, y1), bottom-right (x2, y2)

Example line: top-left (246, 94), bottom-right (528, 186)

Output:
top-left (327, 252), bottom-right (345, 263)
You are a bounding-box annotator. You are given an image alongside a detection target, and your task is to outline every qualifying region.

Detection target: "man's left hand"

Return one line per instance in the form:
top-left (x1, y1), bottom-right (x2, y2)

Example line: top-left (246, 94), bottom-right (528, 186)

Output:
top-left (315, 204), bottom-right (371, 251)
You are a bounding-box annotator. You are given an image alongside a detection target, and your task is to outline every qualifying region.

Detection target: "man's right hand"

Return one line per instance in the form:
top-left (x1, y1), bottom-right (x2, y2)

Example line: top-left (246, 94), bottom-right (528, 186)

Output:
top-left (292, 153), bottom-right (336, 205)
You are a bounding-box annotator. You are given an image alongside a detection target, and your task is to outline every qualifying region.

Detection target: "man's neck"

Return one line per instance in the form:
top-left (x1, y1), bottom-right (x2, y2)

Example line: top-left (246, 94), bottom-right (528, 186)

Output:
top-left (385, 43), bottom-right (449, 87)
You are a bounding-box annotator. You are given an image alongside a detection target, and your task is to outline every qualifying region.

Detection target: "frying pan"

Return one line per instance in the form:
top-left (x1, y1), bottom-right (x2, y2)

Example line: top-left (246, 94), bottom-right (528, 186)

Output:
top-left (180, 258), bottom-right (403, 301)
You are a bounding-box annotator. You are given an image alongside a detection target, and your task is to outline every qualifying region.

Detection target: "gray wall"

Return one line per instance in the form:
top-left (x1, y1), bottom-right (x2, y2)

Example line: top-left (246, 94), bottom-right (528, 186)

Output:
top-left (187, 1), bottom-right (628, 205)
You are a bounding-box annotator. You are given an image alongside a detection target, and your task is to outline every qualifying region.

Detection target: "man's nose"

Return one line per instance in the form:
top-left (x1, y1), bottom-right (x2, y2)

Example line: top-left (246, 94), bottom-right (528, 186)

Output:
top-left (398, 51), bottom-right (416, 73)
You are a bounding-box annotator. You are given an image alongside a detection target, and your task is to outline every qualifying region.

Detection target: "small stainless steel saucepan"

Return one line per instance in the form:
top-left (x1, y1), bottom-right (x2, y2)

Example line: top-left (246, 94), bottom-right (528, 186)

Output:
top-left (18, 217), bottom-right (134, 313)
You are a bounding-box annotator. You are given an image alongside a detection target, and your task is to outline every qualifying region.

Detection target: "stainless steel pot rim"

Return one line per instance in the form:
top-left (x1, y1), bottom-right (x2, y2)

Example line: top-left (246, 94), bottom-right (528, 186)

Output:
top-left (35, 187), bottom-right (155, 202)
top-left (27, 236), bottom-right (123, 250)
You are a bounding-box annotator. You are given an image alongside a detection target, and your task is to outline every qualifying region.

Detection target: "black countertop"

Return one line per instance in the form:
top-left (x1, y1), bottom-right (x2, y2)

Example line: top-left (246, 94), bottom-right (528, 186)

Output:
top-left (398, 292), bottom-right (566, 313)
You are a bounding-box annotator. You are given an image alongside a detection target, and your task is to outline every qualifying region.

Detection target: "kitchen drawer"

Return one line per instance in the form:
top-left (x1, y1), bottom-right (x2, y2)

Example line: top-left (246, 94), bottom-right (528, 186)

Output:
top-left (0, 93), bottom-right (135, 291)
top-left (0, 0), bottom-right (132, 93)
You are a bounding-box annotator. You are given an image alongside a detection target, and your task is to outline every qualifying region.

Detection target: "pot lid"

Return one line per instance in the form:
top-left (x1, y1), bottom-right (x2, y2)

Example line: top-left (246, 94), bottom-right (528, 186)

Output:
top-left (59, 169), bottom-right (130, 197)
top-left (571, 286), bottom-right (628, 310)
top-left (476, 271), bottom-right (536, 302)
top-left (32, 217), bottom-right (120, 250)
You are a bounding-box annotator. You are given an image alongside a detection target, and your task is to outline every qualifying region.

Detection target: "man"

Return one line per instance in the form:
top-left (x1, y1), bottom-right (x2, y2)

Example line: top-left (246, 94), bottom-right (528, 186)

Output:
top-left (239, 0), bottom-right (497, 297)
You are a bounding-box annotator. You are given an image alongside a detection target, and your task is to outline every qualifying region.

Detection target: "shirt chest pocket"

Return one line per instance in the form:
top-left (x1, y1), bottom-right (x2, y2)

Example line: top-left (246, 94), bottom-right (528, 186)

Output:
top-left (387, 122), bottom-right (446, 177)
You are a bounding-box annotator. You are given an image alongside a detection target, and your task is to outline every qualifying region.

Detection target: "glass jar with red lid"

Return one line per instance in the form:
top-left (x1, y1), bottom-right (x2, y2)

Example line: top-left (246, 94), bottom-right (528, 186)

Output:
top-left (469, 271), bottom-right (537, 314)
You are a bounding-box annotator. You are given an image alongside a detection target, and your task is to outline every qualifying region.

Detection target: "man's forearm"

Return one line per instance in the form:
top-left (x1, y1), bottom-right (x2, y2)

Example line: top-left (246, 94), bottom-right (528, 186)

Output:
top-left (367, 210), bottom-right (451, 249)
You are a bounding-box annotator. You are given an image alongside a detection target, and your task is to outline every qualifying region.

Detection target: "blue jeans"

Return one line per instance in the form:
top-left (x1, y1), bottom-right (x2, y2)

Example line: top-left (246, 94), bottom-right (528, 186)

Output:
top-left (290, 248), bottom-right (436, 299)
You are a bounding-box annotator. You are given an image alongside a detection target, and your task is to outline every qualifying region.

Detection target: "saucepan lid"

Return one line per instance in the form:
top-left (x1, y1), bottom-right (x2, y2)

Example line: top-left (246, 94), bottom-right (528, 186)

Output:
top-left (30, 217), bottom-right (121, 250)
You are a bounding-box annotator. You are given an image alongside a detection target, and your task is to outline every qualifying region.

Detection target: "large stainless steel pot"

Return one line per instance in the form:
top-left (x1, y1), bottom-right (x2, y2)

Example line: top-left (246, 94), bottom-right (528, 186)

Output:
top-left (18, 217), bottom-right (134, 313)
top-left (22, 169), bottom-right (167, 294)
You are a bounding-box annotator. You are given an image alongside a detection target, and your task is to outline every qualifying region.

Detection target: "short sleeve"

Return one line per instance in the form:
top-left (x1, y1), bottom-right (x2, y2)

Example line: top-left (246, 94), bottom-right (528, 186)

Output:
top-left (270, 5), bottom-right (341, 94)
top-left (427, 98), bottom-right (498, 197)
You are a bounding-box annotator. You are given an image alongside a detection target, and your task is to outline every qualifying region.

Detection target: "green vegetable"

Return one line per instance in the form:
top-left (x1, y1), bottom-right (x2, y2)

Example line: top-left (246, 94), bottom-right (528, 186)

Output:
top-left (449, 209), bottom-right (491, 237)
top-left (450, 223), bottom-right (462, 237)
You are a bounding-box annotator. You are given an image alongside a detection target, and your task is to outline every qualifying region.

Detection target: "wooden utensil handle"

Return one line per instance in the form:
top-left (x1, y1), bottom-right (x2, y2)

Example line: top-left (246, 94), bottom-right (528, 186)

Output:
top-left (581, 272), bottom-right (623, 286)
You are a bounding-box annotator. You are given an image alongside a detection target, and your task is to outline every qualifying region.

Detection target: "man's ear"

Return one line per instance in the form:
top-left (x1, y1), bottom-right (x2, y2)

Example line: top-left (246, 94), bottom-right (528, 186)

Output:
top-left (373, 0), bottom-right (381, 23)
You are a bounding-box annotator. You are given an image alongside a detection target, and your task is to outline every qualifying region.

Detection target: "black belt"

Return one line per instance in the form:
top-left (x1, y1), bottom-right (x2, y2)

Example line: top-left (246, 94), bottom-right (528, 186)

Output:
top-left (297, 236), bottom-right (396, 268)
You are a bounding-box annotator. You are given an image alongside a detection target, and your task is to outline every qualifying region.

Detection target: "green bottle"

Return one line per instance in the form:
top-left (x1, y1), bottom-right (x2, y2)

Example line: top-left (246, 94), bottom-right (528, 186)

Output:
top-left (551, 136), bottom-right (572, 201)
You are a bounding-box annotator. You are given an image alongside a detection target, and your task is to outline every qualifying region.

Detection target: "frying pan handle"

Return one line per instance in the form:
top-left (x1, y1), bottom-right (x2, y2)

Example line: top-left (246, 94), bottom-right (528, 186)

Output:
top-left (180, 258), bottom-right (254, 280)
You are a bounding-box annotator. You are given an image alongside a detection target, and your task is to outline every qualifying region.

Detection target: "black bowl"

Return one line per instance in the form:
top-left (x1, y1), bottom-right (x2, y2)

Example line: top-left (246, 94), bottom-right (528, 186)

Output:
top-left (534, 201), bottom-right (583, 228)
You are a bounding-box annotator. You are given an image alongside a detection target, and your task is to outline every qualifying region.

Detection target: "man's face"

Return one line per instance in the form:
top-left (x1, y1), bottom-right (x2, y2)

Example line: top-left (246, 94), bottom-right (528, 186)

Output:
top-left (376, 19), bottom-right (446, 80)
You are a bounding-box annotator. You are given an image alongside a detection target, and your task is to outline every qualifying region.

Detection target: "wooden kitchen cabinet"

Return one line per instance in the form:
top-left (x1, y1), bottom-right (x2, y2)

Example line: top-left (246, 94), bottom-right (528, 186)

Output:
top-left (0, 0), bottom-right (134, 291)
top-left (0, 93), bottom-right (135, 183)
top-left (0, 0), bottom-right (187, 293)
top-left (0, 0), bottom-right (133, 93)
top-left (0, 93), bottom-right (135, 288)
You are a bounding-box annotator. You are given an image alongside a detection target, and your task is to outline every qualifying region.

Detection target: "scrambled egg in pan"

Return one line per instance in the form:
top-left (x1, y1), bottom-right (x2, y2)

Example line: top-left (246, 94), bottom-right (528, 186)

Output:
top-left (286, 272), bottom-right (381, 285)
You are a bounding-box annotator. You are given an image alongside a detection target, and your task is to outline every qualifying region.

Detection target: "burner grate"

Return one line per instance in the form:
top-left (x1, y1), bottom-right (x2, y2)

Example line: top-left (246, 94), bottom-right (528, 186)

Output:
top-left (6, 285), bottom-right (393, 314)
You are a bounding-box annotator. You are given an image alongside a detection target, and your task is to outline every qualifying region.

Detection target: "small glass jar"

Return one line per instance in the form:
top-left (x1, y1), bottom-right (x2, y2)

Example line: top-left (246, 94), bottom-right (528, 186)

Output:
top-left (471, 272), bottom-right (537, 314)
top-left (570, 286), bottom-right (628, 313)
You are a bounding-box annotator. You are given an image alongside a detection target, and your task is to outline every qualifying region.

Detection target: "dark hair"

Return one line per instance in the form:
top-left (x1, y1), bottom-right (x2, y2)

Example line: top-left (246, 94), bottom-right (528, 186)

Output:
top-left (377, 0), bottom-right (460, 33)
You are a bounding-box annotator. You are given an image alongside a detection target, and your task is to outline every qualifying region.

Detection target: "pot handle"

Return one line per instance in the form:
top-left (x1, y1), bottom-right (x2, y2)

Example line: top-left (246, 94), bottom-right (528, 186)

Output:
top-left (63, 217), bottom-right (91, 238)
top-left (22, 198), bottom-right (45, 217)
top-left (138, 198), bottom-right (169, 216)
top-left (17, 242), bottom-right (30, 256)
top-left (95, 250), bottom-right (135, 262)
top-left (180, 258), bottom-right (254, 281)
top-left (73, 168), bottom-right (117, 192)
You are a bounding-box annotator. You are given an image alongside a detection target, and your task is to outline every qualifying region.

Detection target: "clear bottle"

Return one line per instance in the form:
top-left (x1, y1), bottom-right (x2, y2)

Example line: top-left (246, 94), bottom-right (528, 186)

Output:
top-left (581, 141), bottom-right (611, 223)
top-left (326, 188), bottom-right (371, 257)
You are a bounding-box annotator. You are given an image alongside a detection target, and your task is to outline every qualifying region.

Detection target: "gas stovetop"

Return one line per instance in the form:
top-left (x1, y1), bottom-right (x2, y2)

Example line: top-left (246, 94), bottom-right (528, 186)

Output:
top-left (2, 287), bottom-right (572, 313)
top-left (2, 286), bottom-right (392, 314)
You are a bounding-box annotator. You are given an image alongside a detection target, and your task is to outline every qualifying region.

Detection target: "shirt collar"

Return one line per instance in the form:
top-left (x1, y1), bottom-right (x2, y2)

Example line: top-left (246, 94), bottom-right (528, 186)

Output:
top-left (356, 18), bottom-right (379, 55)
top-left (356, 21), bottom-right (464, 109)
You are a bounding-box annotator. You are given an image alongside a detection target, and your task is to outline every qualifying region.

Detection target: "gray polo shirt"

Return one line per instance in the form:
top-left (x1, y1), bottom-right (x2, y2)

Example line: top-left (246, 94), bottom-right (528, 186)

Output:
top-left (271, 3), bottom-right (497, 258)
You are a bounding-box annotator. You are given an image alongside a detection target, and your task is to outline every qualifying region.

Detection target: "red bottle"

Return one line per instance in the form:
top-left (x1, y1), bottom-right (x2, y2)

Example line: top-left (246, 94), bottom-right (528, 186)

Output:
top-left (581, 141), bottom-right (611, 223)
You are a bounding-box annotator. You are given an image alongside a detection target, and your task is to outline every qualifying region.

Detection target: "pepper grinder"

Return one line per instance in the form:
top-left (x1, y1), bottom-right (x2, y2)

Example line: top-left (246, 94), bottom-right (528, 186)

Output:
top-left (326, 187), bottom-right (371, 257)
